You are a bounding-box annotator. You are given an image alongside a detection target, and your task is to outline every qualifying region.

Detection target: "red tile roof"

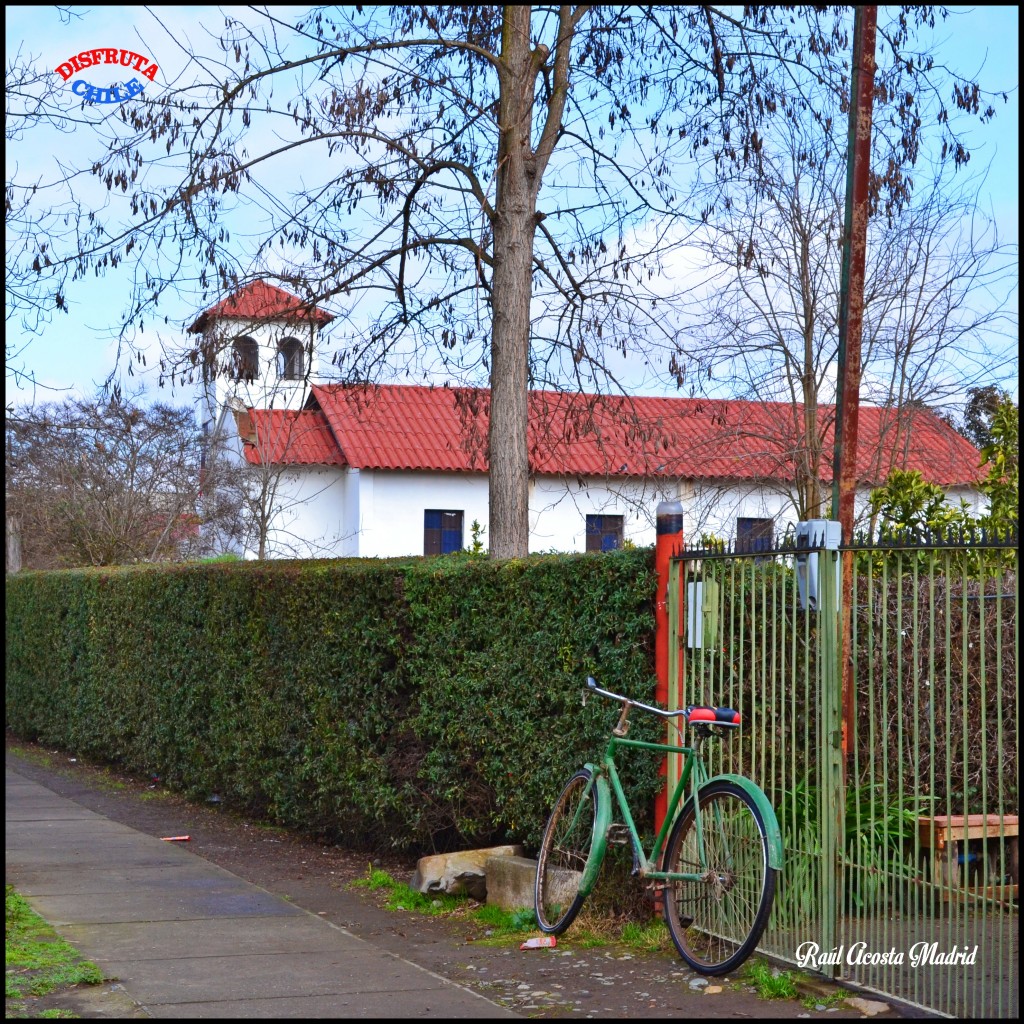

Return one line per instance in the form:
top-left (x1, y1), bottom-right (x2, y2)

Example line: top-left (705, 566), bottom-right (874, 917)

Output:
top-left (301, 384), bottom-right (982, 487)
top-left (189, 282), bottom-right (334, 333)
top-left (245, 383), bottom-right (982, 487)
top-left (312, 384), bottom-right (489, 473)
top-left (243, 410), bottom-right (346, 466)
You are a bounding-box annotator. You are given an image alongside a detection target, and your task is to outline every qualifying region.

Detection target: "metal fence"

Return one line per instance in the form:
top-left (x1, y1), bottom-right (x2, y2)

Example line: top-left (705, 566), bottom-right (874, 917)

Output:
top-left (666, 528), bottom-right (1018, 1018)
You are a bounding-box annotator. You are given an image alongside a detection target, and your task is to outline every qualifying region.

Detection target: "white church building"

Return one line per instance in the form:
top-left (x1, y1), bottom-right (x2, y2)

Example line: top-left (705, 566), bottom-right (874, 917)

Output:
top-left (194, 282), bottom-right (987, 560)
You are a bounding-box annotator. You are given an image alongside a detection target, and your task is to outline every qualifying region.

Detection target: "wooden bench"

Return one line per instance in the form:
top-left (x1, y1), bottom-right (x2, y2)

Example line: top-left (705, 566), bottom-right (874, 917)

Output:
top-left (918, 814), bottom-right (1018, 903)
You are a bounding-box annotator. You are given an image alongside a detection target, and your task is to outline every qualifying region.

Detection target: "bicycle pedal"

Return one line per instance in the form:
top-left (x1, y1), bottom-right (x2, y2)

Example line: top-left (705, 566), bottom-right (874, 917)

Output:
top-left (606, 824), bottom-right (631, 845)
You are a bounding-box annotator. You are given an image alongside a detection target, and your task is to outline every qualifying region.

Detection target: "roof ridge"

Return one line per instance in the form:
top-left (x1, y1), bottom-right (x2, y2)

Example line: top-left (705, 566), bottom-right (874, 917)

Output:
top-left (189, 280), bottom-right (335, 333)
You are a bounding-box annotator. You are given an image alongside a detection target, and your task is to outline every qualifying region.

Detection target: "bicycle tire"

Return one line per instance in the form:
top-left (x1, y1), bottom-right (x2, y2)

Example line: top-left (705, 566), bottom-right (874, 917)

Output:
top-left (535, 768), bottom-right (601, 934)
top-left (662, 779), bottom-right (776, 975)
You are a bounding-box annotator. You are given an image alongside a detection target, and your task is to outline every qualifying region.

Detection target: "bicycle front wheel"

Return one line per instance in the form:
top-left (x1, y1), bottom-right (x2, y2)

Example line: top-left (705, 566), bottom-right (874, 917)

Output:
top-left (662, 779), bottom-right (776, 975)
top-left (535, 768), bottom-right (600, 934)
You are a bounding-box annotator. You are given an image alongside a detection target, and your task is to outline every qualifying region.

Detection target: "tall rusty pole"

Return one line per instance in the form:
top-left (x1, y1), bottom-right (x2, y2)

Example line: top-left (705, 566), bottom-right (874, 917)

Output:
top-left (831, 6), bottom-right (877, 762)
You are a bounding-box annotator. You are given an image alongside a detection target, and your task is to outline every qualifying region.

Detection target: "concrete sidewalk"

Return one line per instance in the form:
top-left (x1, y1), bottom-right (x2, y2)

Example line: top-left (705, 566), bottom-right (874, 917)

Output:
top-left (5, 764), bottom-right (518, 1019)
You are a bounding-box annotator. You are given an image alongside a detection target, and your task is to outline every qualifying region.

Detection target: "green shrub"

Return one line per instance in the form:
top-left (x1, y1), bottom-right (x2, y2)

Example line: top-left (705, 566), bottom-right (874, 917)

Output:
top-left (5, 549), bottom-right (657, 855)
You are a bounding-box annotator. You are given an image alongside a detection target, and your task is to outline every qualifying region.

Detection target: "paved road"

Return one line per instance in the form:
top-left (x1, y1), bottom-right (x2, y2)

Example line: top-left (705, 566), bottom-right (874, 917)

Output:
top-left (6, 763), bottom-right (518, 1018)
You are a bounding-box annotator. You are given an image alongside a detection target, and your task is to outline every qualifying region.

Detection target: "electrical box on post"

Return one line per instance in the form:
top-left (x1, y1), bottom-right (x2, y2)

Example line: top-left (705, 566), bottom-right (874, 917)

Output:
top-left (795, 519), bottom-right (841, 611)
top-left (686, 581), bottom-right (702, 648)
top-left (686, 578), bottom-right (719, 649)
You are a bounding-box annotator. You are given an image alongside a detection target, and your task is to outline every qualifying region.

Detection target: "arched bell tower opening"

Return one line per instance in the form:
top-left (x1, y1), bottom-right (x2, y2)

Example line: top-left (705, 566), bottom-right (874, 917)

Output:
top-left (276, 337), bottom-right (305, 381)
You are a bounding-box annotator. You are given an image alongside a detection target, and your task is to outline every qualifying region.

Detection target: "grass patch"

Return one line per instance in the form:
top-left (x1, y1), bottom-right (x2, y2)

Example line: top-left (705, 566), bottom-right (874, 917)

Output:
top-left (349, 866), bottom-right (467, 915)
top-left (351, 868), bottom-right (545, 936)
top-left (349, 866), bottom-right (673, 953)
top-left (4, 742), bottom-right (59, 770)
top-left (801, 988), bottom-right (850, 1010)
top-left (5, 885), bottom-right (105, 1016)
top-left (471, 903), bottom-right (538, 935)
top-left (619, 918), bottom-right (673, 954)
top-left (745, 958), bottom-right (799, 999)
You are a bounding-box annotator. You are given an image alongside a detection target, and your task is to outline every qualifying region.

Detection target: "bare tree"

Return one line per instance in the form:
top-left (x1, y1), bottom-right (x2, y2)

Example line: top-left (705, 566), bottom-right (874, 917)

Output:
top-left (5, 395), bottom-right (244, 568)
top-left (676, 113), bottom-right (1016, 521)
top-left (5, 46), bottom-right (74, 396)
top-left (7, 6), bottom-right (1007, 554)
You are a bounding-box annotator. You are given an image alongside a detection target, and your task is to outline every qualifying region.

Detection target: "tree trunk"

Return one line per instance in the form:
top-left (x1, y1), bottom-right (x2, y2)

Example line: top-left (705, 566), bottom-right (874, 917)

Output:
top-left (488, 7), bottom-right (539, 558)
top-left (6, 515), bottom-right (22, 573)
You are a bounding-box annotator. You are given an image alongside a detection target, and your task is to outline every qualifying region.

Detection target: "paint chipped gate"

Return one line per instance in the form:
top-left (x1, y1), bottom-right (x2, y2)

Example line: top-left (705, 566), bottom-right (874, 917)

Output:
top-left (665, 529), bottom-right (1018, 1018)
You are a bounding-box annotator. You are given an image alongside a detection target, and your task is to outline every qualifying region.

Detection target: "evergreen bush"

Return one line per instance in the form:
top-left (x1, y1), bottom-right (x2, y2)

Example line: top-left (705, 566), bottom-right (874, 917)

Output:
top-left (6, 549), bottom-right (658, 854)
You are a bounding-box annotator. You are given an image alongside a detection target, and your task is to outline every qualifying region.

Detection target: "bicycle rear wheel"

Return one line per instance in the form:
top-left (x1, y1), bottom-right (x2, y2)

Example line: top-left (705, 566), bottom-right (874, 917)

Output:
top-left (662, 779), bottom-right (776, 974)
top-left (535, 768), bottom-right (600, 934)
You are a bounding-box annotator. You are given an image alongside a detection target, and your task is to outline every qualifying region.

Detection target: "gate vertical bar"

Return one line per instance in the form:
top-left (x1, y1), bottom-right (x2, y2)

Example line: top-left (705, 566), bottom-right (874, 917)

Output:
top-left (818, 543), bottom-right (843, 972)
top-left (667, 557), bottom-right (683, 809)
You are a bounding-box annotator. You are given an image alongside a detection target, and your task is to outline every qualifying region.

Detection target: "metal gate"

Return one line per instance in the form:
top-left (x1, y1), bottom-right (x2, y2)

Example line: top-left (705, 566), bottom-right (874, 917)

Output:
top-left (666, 529), bottom-right (1018, 1018)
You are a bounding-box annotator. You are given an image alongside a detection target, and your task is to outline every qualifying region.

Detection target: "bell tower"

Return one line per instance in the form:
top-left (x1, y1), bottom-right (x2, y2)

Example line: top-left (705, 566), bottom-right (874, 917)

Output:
top-left (190, 281), bottom-right (334, 435)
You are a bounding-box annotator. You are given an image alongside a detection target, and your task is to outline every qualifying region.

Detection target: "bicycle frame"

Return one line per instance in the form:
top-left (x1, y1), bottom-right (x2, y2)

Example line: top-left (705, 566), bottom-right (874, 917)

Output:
top-left (573, 733), bottom-right (701, 895)
top-left (572, 700), bottom-right (783, 900)
top-left (535, 678), bottom-right (783, 972)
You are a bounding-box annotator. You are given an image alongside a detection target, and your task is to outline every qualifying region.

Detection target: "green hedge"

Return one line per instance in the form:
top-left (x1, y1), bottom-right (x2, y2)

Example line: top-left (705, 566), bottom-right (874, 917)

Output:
top-left (6, 550), bottom-right (659, 853)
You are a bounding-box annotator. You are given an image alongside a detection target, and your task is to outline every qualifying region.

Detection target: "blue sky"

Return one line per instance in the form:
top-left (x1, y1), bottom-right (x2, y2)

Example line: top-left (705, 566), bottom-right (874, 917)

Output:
top-left (4, 5), bottom-right (1019, 411)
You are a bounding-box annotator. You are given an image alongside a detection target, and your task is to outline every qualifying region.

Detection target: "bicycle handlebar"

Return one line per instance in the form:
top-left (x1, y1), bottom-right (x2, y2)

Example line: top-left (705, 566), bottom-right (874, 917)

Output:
top-left (585, 676), bottom-right (686, 719)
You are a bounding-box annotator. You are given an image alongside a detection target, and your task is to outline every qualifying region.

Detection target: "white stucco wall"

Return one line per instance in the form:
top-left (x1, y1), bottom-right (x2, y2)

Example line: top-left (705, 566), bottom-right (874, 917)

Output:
top-left (338, 472), bottom-right (839, 557)
top-left (529, 476), bottom-right (677, 551)
top-left (354, 471), bottom-right (491, 557)
top-left (259, 466), bottom-right (351, 559)
top-left (945, 485), bottom-right (989, 520)
top-left (226, 465), bottom-right (991, 560)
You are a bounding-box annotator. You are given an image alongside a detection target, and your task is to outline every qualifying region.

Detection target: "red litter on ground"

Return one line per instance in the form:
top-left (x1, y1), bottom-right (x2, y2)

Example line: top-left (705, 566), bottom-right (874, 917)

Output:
top-left (160, 835), bottom-right (190, 842)
top-left (520, 936), bottom-right (557, 950)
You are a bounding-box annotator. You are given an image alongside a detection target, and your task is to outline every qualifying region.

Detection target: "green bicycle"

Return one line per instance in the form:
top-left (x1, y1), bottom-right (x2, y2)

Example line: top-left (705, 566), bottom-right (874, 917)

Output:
top-left (535, 676), bottom-right (782, 975)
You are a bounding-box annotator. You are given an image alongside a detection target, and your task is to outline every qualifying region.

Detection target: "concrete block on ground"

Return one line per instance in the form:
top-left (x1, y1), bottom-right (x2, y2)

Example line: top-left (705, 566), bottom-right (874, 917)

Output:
top-left (485, 854), bottom-right (547, 911)
top-left (410, 844), bottom-right (523, 901)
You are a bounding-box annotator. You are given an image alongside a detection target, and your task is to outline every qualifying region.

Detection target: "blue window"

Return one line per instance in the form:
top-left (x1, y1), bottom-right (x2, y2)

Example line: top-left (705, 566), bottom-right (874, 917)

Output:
top-left (736, 517), bottom-right (774, 554)
top-left (586, 514), bottom-right (624, 552)
top-left (424, 510), bottom-right (464, 555)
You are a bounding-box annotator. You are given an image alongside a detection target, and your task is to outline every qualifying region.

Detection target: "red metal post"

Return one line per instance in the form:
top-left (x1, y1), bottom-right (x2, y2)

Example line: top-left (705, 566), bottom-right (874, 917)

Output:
top-left (654, 500), bottom-right (683, 835)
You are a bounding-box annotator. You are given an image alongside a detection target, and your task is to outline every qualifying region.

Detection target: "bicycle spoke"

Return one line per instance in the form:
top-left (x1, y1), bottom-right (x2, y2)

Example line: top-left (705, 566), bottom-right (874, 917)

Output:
top-left (663, 781), bottom-right (776, 974)
top-left (535, 769), bottom-right (600, 934)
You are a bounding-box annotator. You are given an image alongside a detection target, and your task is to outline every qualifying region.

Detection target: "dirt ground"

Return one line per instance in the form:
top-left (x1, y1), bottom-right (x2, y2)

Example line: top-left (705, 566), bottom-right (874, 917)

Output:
top-left (5, 734), bottom-right (904, 1019)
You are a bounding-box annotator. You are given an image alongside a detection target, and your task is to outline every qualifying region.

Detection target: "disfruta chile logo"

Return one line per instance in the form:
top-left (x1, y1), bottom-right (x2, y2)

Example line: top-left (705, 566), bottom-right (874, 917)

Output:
top-left (55, 47), bottom-right (159, 104)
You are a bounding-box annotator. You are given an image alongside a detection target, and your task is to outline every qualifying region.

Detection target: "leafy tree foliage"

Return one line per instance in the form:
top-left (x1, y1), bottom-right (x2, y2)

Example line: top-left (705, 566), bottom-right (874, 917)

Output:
top-left (868, 467), bottom-right (970, 534)
top-left (869, 396), bottom-right (1018, 536)
top-left (977, 396), bottom-right (1019, 534)
top-left (958, 385), bottom-right (1012, 450)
